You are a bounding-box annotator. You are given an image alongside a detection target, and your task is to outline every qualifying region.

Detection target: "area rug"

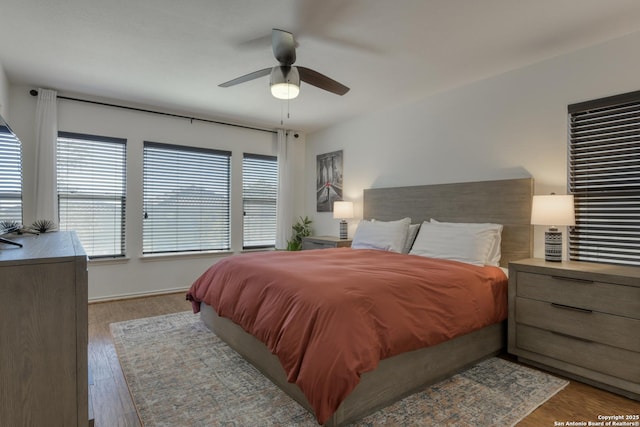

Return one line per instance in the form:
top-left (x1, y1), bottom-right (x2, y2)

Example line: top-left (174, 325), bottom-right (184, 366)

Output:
top-left (110, 311), bottom-right (568, 427)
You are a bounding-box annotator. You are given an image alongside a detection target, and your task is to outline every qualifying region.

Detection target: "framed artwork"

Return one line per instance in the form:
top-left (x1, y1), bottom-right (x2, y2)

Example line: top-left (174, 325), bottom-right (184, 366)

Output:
top-left (316, 150), bottom-right (343, 212)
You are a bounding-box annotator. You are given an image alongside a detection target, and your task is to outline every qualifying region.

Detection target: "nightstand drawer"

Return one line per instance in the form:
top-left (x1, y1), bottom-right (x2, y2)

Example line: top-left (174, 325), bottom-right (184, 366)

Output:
top-left (516, 324), bottom-right (640, 382)
top-left (516, 271), bottom-right (640, 318)
top-left (302, 240), bottom-right (334, 250)
top-left (515, 297), bottom-right (640, 352)
top-left (302, 236), bottom-right (352, 250)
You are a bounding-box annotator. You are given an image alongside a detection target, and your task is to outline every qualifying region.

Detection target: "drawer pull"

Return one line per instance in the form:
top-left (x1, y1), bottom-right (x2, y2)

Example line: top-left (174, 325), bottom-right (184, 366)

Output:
top-left (551, 275), bottom-right (593, 284)
top-left (551, 330), bottom-right (594, 343)
top-left (550, 303), bottom-right (593, 314)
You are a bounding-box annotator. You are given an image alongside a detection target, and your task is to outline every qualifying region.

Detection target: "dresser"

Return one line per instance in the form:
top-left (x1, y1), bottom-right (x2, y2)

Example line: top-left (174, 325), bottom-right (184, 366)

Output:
top-left (302, 235), bottom-right (352, 250)
top-left (0, 231), bottom-right (89, 426)
top-left (508, 258), bottom-right (640, 400)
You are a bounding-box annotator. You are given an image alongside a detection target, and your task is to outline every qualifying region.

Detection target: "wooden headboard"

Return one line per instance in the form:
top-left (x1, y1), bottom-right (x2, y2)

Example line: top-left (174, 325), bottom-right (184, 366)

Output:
top-left (363, 178), bottom-right (534, 267)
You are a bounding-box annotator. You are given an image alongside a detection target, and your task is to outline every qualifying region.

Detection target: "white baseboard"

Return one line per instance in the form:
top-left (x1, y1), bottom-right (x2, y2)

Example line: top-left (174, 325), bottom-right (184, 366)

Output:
top-left (88, 286), bottom-right (190, 304)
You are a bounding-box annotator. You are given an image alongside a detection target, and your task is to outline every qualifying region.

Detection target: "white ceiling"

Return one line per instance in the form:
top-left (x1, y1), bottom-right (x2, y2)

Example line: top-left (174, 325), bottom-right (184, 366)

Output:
top-left (2, 0), bottom-right (640, 133)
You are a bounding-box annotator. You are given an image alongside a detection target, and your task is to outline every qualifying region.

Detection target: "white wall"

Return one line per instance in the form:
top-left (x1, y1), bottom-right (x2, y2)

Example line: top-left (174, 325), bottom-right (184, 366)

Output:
top-left (0, 62), bottom-right (8, 118)
top-left (305, 30), bottom-right (640, 259)
top-left (9, 86), bottom-right (306, 300)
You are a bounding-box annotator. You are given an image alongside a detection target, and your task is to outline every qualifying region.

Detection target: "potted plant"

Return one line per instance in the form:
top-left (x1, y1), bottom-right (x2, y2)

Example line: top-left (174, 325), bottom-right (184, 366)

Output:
top-left (286, 216), bottom-right (312, 251)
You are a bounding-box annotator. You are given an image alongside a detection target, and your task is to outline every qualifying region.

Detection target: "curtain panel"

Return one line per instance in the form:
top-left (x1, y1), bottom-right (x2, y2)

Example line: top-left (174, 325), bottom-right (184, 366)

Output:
top-left (33, 88), bottom-right (58, 226)
top-left (275, 129), bottom-right (293, 249)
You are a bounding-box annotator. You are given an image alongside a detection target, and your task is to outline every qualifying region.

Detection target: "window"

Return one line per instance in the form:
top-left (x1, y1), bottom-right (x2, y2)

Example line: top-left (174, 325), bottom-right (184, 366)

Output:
top-left (0, 121), bottom-right (23, 224)
top-left (57, 132), bottom-right (127, 258)
top-left (243, 153), bottom-right (278, 249)
top-left (143, 142), bottom-right (231, 254)
top-left (568, 90), bottom-right (640, 266)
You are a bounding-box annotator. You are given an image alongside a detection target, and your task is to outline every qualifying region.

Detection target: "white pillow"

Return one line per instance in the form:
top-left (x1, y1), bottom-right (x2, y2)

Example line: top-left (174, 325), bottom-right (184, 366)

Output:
top-left (401, 223), bottom-right (421, 254)
top-left (430, 219), bottom-right (503, 266)
top-left (352, 217), bottom-right (411, 253)
top-left (409, 221), bottom-right (496, 266)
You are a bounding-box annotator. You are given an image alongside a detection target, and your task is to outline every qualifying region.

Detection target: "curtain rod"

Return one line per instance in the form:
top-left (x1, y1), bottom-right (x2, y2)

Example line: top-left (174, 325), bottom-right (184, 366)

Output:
top-left (29, 89), bottom-right (277, 134)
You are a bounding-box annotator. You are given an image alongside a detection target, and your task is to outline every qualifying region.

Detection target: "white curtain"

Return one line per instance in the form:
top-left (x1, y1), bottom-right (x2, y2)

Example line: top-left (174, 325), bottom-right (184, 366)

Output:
top-left (33, 88), bottom-right (58, 226)
top-left (275, 129), bottom-right (294, 249)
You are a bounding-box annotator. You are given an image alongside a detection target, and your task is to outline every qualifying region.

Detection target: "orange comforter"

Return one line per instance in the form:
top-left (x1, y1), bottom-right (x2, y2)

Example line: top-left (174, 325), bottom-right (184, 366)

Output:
top-left (187, 248), bottom-right (507, 424)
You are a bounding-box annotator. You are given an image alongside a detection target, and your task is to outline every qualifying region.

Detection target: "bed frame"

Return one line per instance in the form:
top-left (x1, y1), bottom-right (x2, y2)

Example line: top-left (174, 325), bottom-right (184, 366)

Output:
top-left (201, 177), bottom-right (534, 426)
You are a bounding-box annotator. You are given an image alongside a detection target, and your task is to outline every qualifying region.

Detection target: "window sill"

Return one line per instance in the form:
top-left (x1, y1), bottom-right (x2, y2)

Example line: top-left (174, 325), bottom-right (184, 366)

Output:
top-left (240, 247), bottom-right (276, 254)
top-left (89, 257), bottom-right (130, 266)
top-left (140, 250), bottom-right (233, 262)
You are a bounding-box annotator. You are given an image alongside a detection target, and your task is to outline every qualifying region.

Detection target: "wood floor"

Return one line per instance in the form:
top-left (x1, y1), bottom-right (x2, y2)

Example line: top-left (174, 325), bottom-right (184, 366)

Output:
top-left (89, 292), bottom-right (639, 427)
top-left (89, 292), bottom-right (190, 427)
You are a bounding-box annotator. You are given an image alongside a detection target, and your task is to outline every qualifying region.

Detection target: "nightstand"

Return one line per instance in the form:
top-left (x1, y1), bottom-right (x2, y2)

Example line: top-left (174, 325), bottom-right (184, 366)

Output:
top-left (508, 258), bottom-right (640, 400)
top-left (302, 236), bottom-right (352, 250)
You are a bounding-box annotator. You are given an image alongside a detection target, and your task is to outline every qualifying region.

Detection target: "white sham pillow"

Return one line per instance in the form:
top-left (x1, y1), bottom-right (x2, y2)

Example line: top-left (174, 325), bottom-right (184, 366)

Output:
top-left (409, 221), bottom-right (496, 266)
top-left (430, 219), bottom-right (503, 266)
top-left (352, 217), bottom-right (411, 253)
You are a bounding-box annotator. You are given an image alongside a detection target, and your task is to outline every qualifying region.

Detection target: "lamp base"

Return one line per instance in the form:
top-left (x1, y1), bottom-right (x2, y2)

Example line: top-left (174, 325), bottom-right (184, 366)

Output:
top-left (544, 227), bottom-right (562, 262)
top-left (339, 220), bottom-right (348, 240)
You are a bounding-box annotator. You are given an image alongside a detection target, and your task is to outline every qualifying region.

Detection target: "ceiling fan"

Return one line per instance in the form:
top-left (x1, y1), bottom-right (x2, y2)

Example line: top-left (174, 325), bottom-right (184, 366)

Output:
top-left (219, 29), bottom-right (350, 100)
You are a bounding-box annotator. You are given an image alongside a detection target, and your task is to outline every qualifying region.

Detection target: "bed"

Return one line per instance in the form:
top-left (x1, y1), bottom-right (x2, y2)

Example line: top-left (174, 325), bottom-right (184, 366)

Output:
top-left (188, 177), bottom-right (533, 426)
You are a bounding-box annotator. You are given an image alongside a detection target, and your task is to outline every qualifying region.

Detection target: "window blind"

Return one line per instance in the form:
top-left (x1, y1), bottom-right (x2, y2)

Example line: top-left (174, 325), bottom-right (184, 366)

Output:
top-left (568, 91), bottom-right (640, 266)
top-left (143, 142), bottom-right (231, 254)
top-left (0, 124), bottom-right (23, 224)
top-left (243, 153), bottom-right (278, 249)
top-left (57, 132), bottom-right (127, 258)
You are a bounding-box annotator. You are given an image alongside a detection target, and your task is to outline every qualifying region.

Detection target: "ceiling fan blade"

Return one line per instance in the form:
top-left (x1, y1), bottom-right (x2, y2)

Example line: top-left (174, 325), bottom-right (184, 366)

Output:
top-left (298, 66), bottom-right (350, 95)
top-left (218, 68), bottom-right (272, 87)
top-left (272, 29), bottom-right (296, 66)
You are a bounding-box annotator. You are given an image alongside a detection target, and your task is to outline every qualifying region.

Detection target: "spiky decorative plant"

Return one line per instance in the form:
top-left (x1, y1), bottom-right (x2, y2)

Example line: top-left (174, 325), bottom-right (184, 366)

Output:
top-left (31, 219), bottom-right (56, 233)
top-left (0, 220), bottom-right (22, 233)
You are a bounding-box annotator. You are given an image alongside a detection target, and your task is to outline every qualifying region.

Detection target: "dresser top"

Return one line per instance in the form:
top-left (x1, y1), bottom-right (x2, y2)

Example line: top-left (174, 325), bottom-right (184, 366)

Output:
top-left (510, 258), bottom-right (640, 286)
top-left (0, 231), bottom-right (86, 265)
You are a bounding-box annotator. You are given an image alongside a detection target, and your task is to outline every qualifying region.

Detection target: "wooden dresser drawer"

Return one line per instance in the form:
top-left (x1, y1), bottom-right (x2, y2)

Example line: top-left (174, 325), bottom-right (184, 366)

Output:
top-left (516, 271), bottom-right (640, 318)
top-left (515, 297), bottom-right (640, 352)
top-left (516, 324), bottom-right (639, 382)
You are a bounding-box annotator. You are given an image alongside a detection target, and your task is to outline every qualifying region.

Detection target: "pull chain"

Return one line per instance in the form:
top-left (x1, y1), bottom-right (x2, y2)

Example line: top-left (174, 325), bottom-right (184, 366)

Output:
top-left (280, 98), bottom-right (292, 125)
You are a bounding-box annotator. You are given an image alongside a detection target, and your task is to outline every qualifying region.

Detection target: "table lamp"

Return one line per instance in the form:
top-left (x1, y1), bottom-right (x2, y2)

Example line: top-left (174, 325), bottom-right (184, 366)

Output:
top-left (531, 194), bottom-right (575, 262)
top-left (333, 201), bottom-right (354, 240)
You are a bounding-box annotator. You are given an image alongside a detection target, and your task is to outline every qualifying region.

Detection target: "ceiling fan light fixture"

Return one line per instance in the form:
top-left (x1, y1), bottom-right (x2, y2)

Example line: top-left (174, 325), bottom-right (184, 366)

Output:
top-left (271, 83), bottom-right (300, 100)
top-left (270, 66), bottom-right (300, 99)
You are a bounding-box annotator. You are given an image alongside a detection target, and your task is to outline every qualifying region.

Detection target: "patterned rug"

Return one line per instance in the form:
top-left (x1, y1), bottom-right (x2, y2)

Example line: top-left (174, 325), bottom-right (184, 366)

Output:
top-left (110, 311), bottom-right (568, 427)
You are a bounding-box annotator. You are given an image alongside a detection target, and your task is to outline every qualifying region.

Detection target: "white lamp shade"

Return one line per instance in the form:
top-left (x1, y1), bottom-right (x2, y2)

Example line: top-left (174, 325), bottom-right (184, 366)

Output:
top-left (333, 201), bottom-right (354, 219)
top-left (531, 194), bottom-right (576, 226)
